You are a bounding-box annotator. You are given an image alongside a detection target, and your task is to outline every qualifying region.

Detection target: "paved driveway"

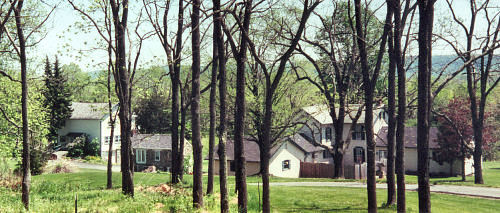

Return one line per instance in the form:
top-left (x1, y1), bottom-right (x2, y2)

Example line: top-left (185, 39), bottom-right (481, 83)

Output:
top-left (70, 161), bottom-right (121, 172)
top-left (254, 182), bottom-right (500, 199)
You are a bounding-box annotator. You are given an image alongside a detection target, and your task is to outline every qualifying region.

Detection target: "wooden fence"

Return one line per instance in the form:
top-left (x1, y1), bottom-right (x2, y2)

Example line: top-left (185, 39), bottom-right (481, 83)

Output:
top-left (299, 162), bottom-right (334, 178)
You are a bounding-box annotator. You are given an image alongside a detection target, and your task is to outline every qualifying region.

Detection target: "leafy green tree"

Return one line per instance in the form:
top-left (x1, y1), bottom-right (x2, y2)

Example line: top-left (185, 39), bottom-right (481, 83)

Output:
top-left (134, 93), bottom-right (171, 134)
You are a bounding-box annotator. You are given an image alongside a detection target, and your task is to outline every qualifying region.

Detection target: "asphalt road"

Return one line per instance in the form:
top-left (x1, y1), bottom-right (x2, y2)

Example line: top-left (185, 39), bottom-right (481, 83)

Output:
top-left (253, 182), bottom-right (500, 199)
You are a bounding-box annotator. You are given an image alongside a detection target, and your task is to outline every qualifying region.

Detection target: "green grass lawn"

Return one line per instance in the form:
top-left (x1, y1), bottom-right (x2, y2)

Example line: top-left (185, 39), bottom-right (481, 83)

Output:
top-left (1, 168), bottom-right (499, 212)
top-left (401, 161), bottom-right (500, 187)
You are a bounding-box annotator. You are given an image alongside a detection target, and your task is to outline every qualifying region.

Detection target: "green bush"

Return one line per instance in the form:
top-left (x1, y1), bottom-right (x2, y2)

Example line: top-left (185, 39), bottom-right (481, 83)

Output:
top-left (14, 148), bottom-right (50, 176)
top-left (67, 135), bottom-right (99, 158)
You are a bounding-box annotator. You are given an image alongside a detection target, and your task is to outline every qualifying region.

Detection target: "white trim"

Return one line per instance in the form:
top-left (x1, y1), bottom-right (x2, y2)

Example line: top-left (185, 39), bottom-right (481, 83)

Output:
top-left (136, 149), bottom-right (147, 164)
top-left (155, 150), bottom-right (160, 161)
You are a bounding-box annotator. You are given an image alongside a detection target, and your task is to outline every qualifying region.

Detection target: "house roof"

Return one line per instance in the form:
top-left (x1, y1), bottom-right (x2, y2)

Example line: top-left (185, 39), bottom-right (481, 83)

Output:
top-left (287, 134), bottom-right (324, 153)
top-left (69, 102), bottom-right (109, 120)
top-left (209, 138), bottom-right (282, 163)
top-left (375, 126), bottom-right (440, 149)
top-left (302, 104), bottom-right (385, 125)
top-left (131, 134), bottom-right (177, 150)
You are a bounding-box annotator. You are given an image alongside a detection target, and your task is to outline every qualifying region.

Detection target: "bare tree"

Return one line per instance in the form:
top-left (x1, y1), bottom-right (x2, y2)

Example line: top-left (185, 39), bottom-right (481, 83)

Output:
top-left (221, 0), bottom-right (253, 210)
top-left (442, 0), bottom-right (500, 184)
top-left (207, 0), bottom-right (218, 194)
top-left (15, 1), bottom-right (30, 209)
top-left (353, 0), bottom-right (393, 212)
top-left (226, 1), bottom-right (321, 212)
top-left (214, 0), bottom-right (229, 211)
top-left (294, 1), bottom-right (367, 179)
top-left (142, 0), bottom-right (186, 184)
top-left (416, 0), bottom-right (435, 211)
top-left (191, 0), bottom-right (203, 208)
top-left (386, 0), bottom-right (417, 210)
top-left (1, 0), bottom-right (54, 209)
top-left (106, 47), bottom-right (118, 189)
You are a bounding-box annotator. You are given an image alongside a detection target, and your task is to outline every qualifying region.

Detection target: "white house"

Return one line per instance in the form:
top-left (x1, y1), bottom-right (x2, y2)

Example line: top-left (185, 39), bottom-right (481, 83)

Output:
top-left (57, 102), bottom-right (129, 163)
top-left (209, 136), bottom-right (325, 178)
top-left (297, 104), bottom-right (474, 178)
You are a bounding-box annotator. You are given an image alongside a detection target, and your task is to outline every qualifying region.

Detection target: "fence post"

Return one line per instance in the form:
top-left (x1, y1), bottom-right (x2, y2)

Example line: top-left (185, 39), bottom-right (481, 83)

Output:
top-left (75, 192), bottom-right (78, 213)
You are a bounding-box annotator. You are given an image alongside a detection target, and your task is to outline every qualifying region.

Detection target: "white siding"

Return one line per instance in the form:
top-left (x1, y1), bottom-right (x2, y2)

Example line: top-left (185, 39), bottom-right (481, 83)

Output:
top-left (58, 119), bottom-right (101, 144)
top-left (100, 114), bottom-right (122, 163)
top-left (269, 142), bottom-right (301, 178)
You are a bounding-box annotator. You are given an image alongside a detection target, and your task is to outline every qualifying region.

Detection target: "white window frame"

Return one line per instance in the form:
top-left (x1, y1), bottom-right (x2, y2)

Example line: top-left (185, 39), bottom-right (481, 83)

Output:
top-left (104, 136), bottom-right (111, 145)
top-left (282, 160), bottom-right (290, 171)
top-left (114, 135), bottom-right (121, 144)
top-left (155, 150), bottom-right (161, 161)
top-left (136, 149), bottom-right (147, 164)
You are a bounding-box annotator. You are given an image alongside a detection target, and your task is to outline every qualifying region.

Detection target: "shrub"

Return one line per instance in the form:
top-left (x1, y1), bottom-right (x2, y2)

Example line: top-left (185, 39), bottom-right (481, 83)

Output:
top-left (67, 134), bottom-right (99, 158)
top-left (45, 161), bottom-right (75, 174)
top-left (30, 148), bottom-right (50, 175)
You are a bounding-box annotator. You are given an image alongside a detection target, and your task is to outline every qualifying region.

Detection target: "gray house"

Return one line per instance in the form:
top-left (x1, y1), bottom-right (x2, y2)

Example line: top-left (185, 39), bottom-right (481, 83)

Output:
top-left (132, 134), bottom-right (192, 172)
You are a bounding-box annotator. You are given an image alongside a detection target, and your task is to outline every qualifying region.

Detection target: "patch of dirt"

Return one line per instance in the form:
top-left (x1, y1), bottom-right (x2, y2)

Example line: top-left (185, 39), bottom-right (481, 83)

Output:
top-left (137, 184), bottom-right (187, 196)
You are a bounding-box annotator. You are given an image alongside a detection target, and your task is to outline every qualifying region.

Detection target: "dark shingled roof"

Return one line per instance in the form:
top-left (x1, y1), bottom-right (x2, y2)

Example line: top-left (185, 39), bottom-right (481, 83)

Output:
top-left (132, 134), bottom-right (173, 150)
top-left (376, 126), bottom-right (439, 149)
top-left (209, 139), bottom-right (283, 163)
top-left (287, 134), bottom-right (324, 153)
top-left (69, 102), bottom-right (109, 120)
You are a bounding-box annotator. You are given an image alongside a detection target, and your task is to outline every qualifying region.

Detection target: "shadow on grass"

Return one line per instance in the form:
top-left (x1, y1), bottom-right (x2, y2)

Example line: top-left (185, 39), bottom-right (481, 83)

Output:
top-left (280, 206), bottom-right (366, 212)
top-left (490, 168), bottom-right (500, 170)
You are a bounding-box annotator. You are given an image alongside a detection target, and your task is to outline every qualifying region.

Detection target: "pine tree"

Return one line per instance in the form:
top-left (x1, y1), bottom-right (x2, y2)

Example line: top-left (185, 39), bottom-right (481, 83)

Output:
top-left (43, 57), bottom-right (73, 143)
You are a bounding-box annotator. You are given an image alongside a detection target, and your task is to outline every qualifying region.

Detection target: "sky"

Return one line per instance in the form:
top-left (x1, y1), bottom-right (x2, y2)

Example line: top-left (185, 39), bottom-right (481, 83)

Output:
top-left (31, 0), bottom-right (499, 73)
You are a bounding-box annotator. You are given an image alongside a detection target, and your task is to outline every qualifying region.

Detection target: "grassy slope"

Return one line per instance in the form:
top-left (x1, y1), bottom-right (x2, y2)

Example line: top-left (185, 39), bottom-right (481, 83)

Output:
top-left (1, 167), bottom-right (500, 212)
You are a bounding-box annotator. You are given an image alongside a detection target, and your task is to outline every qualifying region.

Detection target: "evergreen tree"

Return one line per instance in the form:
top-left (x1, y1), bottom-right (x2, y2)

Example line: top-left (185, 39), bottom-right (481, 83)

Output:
top-left (43, 57), bottom-right (73, 142)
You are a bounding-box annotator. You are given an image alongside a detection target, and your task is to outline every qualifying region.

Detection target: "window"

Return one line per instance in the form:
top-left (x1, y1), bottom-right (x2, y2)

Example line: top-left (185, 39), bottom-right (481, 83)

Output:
top-left (230, 161), bottom-right (235, 172)
top-left (103, 151), bottom-right (109, 160)
top-left (353, 147), bottom-right (365, 163)
top-left (352, 125), bottom-right (366, 140)
top-left (323, 150), bottom-right (332, 158)
top-left (104, 136), bottom-right (111, 145)
top-left (325, 127), bottom-right (332, 141)
top-left (136, 149), bottom-right (146, 164)
top-left (376, 150), bottom-right (387, 161)
top-left (155, 150), bottom-right (161, 161)
top-left (282, 160), bottom-right (290, 170)
top-left (114, 135), bottom-right (121, 144)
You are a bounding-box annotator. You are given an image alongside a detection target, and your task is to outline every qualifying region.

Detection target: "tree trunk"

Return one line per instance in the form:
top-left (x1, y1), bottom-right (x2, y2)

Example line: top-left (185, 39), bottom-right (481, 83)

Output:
top-left (179, 100), bottom-right (186, 181)
top-left (214, 0), bottom-right (228, 210)
top-left (191, 0), bottom-right (203, 208)
top-left (207, 11), bottom-right (219, 194)
top-left (417, 0), bottom-right (434, 211)
top-left (393, 0), bottom-right (407, 211)
top-left (169, 0), bottom-right (183, 185)
top-left (109, 0), bottom-right (134, 197)
top-left (333, 100), bottom-right (346, 178)
top-left (386, 24), bottom-right (396, 207)
top-left (15, 1), bottom-right (29, 209)
top-left (106, 53), bottom-right (115, 189)
top-left (107, 122), bottom-right (115, 189)
top-left (233, 1), bottom-right (253, 211)
top-left (354, 0), bottom-right (392, 211)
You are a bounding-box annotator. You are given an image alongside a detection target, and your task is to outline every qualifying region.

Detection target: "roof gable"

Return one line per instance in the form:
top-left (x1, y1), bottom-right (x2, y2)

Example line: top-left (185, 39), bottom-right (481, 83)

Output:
top-left (302, 104), bottom-right (386, 125)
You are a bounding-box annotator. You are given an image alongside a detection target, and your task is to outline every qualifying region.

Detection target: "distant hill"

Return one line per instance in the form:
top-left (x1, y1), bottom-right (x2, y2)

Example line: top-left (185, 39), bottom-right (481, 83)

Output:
top-left (406, 55), bottom-right (500, 79)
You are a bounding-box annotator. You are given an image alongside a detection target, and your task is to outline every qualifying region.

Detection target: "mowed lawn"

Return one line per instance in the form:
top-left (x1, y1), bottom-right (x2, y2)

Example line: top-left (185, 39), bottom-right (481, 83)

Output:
top-left (403, 161), bottom-right (500, 187)
top-left (1, 167), bottom-right (499, 212)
